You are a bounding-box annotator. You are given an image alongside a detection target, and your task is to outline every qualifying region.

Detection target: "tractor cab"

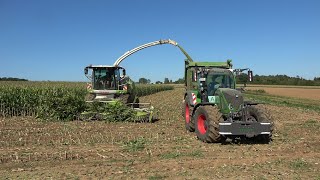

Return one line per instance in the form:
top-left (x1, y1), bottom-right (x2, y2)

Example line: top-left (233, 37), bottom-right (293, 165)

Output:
top-left (206, 69), bottom-right (236, 95)
top-left (84, 65), bottom-right (127, 91)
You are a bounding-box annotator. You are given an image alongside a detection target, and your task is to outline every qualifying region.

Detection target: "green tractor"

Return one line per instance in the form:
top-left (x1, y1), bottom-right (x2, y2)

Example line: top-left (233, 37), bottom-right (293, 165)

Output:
top-left (183, 60), bottom-right (273, 143)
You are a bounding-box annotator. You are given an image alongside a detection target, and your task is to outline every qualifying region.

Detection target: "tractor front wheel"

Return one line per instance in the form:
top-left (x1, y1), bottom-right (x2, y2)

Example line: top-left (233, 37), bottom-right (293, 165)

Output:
top-left (183, 99), bottom-right (194, 132)
top-left (194, 106), bottom-right (222, 143)
top-left (246, 105), bottom-right (274, 143)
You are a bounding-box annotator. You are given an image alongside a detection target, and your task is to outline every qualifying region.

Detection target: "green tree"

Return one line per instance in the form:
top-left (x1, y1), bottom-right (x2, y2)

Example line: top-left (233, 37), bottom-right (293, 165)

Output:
top-left (164, 78), bottom-right (169, 84)
top-left (138, 78), bottom-right (150, 84)
top-left (174, 78), bottom-right (184, 84)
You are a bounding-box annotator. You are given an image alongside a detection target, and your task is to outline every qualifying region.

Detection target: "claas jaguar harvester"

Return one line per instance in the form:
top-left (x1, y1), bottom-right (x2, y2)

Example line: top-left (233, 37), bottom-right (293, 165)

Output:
top-left (83, 39), bottom-right (193, 121)
top-left (183, 60), bottom-right (273, 143)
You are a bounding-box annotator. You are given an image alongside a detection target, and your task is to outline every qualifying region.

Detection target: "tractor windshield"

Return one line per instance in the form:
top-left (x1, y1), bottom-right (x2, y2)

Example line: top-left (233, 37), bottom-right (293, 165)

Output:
top-left (92, 68), bottom-right (117, 90)
top-left (207, 72), bottom-right (235, 95)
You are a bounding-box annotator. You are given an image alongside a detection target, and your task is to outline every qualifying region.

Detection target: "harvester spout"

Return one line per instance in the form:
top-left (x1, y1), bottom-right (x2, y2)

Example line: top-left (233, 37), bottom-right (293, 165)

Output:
top-left (113, 39), bottom-right (193, 66)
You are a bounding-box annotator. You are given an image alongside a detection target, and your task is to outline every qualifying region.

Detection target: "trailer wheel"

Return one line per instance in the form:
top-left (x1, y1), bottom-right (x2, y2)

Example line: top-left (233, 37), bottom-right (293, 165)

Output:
top-left (246, 105), bottom-right (274, 143)
top-left (183, 98), bottom-right (194, 132)
top-left (194, 106), bottom-right (222, 143)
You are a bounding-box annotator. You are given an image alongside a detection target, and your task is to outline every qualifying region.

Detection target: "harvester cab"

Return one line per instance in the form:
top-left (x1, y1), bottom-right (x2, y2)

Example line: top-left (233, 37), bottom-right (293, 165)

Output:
top-left (84, 65), bottom-right (132, 101)
top-left (183, 60), bottom-right (273, 143)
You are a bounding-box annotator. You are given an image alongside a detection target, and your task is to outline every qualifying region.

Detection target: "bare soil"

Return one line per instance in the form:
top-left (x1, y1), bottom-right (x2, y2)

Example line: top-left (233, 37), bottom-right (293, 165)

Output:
top-left (0, 88), bottom-right (319, 179)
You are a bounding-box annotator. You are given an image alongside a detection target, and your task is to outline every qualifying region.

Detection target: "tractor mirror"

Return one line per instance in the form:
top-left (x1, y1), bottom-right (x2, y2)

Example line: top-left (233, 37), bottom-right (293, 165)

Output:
top-left (248, 70), bottom-right (253, 82)
top-left (84, 67), bottom-right (88, 75)
top-left (123, 69), bottom-right (126, 76)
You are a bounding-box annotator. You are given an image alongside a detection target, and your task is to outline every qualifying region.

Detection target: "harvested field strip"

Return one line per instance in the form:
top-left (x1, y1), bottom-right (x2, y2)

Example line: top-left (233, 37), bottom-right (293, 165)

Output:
top-left (244, 91), bottom-right (320, 113)
top-left (246, 86), bottom-right (320, 100)
top-left (244, 84), bottom-right (320, 89)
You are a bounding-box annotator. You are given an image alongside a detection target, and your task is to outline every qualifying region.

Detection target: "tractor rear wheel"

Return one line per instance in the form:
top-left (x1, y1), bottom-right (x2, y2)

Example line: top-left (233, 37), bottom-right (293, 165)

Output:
top-left (194, 106), bottom-right (222, 143)
top-left (246, 105), bottom-right (274, 143)
top-left (183, 98), bottom-right (194, 132)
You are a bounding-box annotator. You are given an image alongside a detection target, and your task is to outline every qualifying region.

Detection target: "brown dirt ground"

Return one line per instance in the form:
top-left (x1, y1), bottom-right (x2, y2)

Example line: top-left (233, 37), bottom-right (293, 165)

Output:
top-left (247, 86), bottom-right (320, 100)
top-left (0, 87), bottom-right (319, 179)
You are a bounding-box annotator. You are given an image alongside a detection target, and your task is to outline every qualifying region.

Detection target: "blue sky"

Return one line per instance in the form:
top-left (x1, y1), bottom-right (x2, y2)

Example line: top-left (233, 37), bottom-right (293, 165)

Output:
top-left (0, 0), bottom-right (319, 82)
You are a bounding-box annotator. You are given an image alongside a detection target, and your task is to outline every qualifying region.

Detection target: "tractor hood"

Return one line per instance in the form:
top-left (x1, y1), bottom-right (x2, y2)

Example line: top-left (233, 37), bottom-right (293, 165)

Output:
top-left (217, 88), bottom-right (244, 111)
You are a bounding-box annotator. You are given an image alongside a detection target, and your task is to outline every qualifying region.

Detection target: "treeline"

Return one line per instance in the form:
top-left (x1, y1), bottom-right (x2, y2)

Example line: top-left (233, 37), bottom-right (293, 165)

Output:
top-left (237, 74), bottom-right (320, 86)
top-left (0, 77), bottom-right (28, 81)
top-left (137, 77), bottom-right (184, 84)
top-left (139, 74), bottom-right (320, 86)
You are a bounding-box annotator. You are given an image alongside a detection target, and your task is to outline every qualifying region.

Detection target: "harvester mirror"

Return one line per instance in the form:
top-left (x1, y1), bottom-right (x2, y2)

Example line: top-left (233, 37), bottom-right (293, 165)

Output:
top-left (123, 69), bottom-right (126, 76)
top-left (248, 70), bottom-right (253, 82)
top-left (84, 67), bottom-right (88, 75)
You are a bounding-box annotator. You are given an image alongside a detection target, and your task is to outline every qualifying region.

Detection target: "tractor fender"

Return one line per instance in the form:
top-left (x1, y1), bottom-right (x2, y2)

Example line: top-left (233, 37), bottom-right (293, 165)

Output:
top-left (186, 92), bottom-right (197, 107)
top-left (191, 102), bottom-right (216, 117)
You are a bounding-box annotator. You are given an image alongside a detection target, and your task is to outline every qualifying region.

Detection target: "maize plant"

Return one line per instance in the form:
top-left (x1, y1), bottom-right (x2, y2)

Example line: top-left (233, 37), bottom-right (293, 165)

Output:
top-left (136, 84), bottom-right (174, 96)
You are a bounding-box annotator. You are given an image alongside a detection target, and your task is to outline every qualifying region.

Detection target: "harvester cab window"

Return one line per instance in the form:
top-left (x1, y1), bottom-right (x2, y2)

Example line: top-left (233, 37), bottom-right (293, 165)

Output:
top-left (93, 68), bottom-right (116, 90)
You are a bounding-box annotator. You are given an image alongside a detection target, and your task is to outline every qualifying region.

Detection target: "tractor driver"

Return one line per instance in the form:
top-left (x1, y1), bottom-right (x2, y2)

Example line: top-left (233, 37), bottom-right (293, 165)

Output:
top-left (208, 76), bottom-right (224, 95)
top-left (104, 72), bottom-right (114, 89)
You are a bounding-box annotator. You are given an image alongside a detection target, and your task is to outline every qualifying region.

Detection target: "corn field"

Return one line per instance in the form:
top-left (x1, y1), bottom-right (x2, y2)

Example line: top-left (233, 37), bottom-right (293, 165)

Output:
top-left (0, 81), bottom-right (173, 121)
top-left (135, 84), bottom-right (174, 96)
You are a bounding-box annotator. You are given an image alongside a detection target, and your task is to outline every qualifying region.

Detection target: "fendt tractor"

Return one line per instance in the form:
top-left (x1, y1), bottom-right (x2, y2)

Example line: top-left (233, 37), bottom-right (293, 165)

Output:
top-left (83, 39), bottom-right (193, 120)
top-left (183, 60), bottom-right (273, 143)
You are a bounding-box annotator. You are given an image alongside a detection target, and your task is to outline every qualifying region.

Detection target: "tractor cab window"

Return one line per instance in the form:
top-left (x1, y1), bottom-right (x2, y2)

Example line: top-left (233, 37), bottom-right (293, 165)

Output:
top-left (93, 68), bottom-right (116, 90)
top-left (207, 73), bottom-right (235, 95)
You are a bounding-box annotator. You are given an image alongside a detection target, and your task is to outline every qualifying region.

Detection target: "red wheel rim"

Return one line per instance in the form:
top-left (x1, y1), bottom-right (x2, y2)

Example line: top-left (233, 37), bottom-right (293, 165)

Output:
top-left (185, 104), bottom-right (190, 123)
top-left (198, 114), bottom-right (207, 134)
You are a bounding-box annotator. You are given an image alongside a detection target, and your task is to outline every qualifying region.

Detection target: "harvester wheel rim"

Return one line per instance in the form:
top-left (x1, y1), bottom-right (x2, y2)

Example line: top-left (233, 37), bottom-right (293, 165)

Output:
top-left (185, 103), bottom-right (190, 123)
top-left (197, 114), bottom-right (207, 134)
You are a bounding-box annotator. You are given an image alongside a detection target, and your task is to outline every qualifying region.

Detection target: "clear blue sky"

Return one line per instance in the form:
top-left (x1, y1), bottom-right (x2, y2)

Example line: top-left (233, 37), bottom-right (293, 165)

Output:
top-left (0, 0), bottom-right (319, 82)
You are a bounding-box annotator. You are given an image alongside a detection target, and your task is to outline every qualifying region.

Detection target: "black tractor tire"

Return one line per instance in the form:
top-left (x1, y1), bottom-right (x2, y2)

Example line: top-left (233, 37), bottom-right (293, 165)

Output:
top-left (246, 105), bottom-right (274, 143)
top-left (194, 106), bottom-right (223, 143)
top-left (183, 98), bottom-right (194, 132)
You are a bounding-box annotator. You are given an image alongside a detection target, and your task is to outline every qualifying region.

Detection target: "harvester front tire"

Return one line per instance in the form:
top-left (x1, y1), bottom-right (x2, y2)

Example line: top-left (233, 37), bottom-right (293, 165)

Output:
top-left (246, 105), bottom-right (274, 143)
top-left (194, 106), bottom-right (222, 143)
top-left (119, 94), bottom-right (130, 104)
top-left (183, 98), bottom-right (194, 132)
top-left (85, 93), bottom-right (96, 101)
top-left (133, 97), bottom-right (140, 108)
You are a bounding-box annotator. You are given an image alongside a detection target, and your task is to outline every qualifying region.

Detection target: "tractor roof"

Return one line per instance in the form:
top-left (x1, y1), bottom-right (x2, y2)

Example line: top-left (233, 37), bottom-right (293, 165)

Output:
top-left (207, 68), bottom-right (233, 74)
top-left (187, 60), bottom-right (232, 69)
